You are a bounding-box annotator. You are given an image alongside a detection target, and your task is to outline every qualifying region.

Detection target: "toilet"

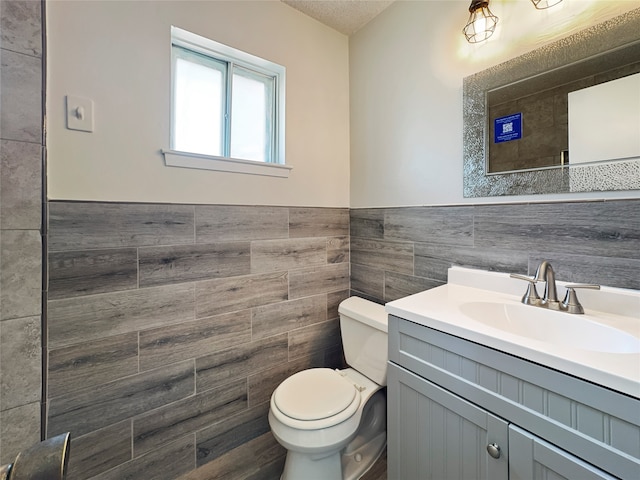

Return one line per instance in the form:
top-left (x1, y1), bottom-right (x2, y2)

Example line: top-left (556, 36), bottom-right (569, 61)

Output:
top-left (268, 296), bottom-right (388, 480)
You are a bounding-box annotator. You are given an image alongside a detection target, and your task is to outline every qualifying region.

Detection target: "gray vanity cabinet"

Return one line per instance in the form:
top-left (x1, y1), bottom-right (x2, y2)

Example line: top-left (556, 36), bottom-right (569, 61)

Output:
top-left (388, 363), bottom-right (508, 480)
top-left (388, 315), bottom-right (640, 480)
top-left (509, 425), bottom-right (616, 480)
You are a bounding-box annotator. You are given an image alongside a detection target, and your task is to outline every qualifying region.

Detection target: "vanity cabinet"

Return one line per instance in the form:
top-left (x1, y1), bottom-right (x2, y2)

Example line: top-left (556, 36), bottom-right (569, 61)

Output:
top-left (389, 363), bottom-right (509, 480)
top-left (388, 315), bottom-right (640, 480)
top-left (508, 425), bottom-right (615, 480)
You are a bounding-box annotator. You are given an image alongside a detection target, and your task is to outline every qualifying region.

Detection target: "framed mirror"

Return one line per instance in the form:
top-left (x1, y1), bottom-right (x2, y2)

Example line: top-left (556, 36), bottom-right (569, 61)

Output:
top-left (463, 8), bottom-right (640, 198)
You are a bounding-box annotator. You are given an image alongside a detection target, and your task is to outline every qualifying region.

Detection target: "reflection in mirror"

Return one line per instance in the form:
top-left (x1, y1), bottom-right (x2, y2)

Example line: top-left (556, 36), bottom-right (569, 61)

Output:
top-left (487, 42), bottom-right (640, 174)
top-left (568, 72), bottom-right (640, 166)
top-left (463, 8), bottom-right (640, 197)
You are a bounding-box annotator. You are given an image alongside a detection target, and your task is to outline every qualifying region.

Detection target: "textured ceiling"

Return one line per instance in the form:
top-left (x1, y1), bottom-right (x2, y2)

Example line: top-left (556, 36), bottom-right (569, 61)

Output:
top-left (282, 0), bottom-right (395, 35)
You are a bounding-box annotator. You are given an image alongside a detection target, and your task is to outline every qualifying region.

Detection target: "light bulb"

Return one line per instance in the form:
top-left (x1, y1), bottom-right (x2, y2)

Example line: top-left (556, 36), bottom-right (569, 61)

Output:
top-left (463, 1), bottom-right (498, 44)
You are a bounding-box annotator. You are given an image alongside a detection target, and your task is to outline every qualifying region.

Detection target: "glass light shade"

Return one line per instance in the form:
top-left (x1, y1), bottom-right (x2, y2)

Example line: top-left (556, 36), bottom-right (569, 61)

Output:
top-left (463, 1), bottom-right (499, 44)
top-left (531, 0), bottom-right (563, 9)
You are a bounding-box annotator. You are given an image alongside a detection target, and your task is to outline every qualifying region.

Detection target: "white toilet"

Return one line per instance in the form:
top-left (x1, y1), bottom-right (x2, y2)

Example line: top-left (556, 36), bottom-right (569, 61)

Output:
top-left (268, 296), bottom-right (388, 480)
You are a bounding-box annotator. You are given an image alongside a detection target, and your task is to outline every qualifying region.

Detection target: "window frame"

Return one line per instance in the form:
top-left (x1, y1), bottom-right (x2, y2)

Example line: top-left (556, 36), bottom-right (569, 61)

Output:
top-left (163, 27), bottom-right (290, 177)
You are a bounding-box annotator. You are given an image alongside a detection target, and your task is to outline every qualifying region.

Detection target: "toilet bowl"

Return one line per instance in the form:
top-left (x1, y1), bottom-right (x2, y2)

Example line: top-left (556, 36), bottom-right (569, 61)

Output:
top-left (268, 297), bottom-right (388, 480)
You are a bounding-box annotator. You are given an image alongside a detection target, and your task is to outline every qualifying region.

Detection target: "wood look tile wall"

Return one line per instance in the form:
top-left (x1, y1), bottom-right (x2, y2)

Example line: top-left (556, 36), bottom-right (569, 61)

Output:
top-left (46, 202), bottom-right (350, 479)
top-left (0, 0), bottom-right (44, 464)
top-left (351, 199), bottom-right (640, 303)
top-left (45, 198), bottom-right (640, 479)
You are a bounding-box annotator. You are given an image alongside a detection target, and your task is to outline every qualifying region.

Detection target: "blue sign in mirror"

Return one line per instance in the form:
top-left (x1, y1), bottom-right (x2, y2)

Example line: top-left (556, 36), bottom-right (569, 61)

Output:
top-left (494, 113), bottom-right (522, 143)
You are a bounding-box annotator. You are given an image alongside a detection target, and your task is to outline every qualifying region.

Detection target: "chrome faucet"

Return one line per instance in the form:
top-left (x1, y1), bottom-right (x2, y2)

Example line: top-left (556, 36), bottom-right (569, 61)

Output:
top-left (534, 260), bottom-right (561, 310)
top-left (510, 261), bottom-right (600, 314)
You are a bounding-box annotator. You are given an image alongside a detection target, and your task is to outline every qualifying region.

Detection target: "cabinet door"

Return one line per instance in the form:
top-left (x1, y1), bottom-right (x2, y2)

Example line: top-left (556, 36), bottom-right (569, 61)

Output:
top-left (388, 363), bottom-right (508, 480)
top-left (509, 425), bottom-right (617, 480)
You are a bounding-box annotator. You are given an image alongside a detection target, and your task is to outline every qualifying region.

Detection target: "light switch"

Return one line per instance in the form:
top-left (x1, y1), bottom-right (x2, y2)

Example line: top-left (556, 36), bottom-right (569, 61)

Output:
top-left (66, 95), bottom-right (94, 132)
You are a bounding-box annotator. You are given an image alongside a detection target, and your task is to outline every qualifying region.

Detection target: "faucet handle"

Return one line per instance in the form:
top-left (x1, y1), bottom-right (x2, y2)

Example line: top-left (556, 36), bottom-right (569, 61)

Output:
top-left (510, 273), bottom-right (540, 305)
top-left (564, 284), bottom-right (600, 290)
top-left (562, 284), bottom-right (600, 314)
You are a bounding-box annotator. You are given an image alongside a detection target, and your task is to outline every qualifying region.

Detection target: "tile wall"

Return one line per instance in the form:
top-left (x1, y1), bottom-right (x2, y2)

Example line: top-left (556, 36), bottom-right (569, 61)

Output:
top-left (0, 0), bottom-right (44, 463)
top-left (350, 199), bottom-right (640, 304)
top-left (46, 197), bottom-right (640, 480)
top-left (46, 202), bottom-right (350, 479)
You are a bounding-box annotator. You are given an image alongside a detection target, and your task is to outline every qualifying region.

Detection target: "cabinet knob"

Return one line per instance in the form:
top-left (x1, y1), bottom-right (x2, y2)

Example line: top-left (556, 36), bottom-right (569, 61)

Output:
top-left (486, 443), bottom-right (501, 459)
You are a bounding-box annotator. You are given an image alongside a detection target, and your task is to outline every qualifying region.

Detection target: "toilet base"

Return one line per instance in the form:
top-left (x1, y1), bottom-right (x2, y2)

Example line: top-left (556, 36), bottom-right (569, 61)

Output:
top-left (280, 433), bottom-right (386, 480)
top-left (342, 432), bottom-right (386, 480)
top-left (281, 449), bottom-right (342, 480)
top-left (278, 388), bottom-right (387, 480)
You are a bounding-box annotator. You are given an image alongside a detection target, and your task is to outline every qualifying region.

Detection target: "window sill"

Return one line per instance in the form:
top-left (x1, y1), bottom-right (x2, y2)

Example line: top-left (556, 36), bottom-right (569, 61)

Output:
top-left (163, 150), bottom-right (292, 178)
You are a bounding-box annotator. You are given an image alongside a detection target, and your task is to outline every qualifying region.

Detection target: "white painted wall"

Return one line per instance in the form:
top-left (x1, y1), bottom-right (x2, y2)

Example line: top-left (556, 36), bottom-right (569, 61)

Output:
top-left (349, 0), bottom-right (640, 207)
top-left (48, 0), bottom-right (640, 208)
top-left (46, 0), bottom-right (350, 207)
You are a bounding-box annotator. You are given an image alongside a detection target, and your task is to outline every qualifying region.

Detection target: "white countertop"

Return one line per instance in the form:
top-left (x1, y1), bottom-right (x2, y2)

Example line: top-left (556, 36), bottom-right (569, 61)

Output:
top-left (386, 266), bottom-right (640, 399)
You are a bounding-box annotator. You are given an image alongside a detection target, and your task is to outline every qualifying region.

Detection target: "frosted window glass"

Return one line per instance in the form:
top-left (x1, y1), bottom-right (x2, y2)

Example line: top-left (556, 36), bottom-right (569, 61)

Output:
top-left (169, 28), bottom-right (285, 168)
top-left (174, 57), bottom-right (224, 156)
top-left (230, 69), bottom-right (274, 162)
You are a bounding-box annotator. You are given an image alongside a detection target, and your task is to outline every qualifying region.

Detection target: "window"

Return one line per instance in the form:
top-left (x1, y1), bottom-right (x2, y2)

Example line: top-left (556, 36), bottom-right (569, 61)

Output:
top-left (164, 27), bottom-right (290, 177)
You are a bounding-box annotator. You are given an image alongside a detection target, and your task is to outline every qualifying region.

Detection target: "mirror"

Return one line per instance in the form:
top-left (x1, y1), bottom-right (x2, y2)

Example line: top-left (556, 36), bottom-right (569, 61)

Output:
top-left (463, 8), bottom-right (640, 197)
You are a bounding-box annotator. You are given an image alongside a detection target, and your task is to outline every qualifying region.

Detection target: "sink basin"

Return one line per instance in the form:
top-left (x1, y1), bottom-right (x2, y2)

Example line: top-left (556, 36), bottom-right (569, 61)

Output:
top-left (387, 266), bottom-right (640, 397)
top-left (459, 301), bottom-right (640, 354)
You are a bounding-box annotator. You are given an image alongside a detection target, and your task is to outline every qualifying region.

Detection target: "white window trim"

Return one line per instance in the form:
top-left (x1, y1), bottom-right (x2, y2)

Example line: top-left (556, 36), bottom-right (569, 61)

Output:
top-left (163, 149), bottom-right (292, 178)
top-left (164, 26), bottom-right (288, 175)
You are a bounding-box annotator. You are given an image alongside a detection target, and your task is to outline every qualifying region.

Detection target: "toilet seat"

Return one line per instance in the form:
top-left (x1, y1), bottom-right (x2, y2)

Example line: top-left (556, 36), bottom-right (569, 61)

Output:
top-left (271, 368), bottom-right (361, 430)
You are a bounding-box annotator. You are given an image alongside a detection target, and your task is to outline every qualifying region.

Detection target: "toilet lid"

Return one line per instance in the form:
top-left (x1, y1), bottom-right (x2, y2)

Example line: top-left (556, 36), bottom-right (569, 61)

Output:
top-left (273, 368), bottom-right (358, 421)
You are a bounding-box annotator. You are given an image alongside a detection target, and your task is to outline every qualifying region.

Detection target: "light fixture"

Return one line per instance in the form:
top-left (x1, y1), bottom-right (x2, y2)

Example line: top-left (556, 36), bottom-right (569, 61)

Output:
top-left (463, 0), bottom-right (499, 44)
top-left (530, 0), bottom-right (563, 9)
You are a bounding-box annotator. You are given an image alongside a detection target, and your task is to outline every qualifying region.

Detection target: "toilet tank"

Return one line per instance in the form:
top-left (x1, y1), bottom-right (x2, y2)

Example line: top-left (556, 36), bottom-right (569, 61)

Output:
top-left (338, 297), bottom-right (388, 386)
